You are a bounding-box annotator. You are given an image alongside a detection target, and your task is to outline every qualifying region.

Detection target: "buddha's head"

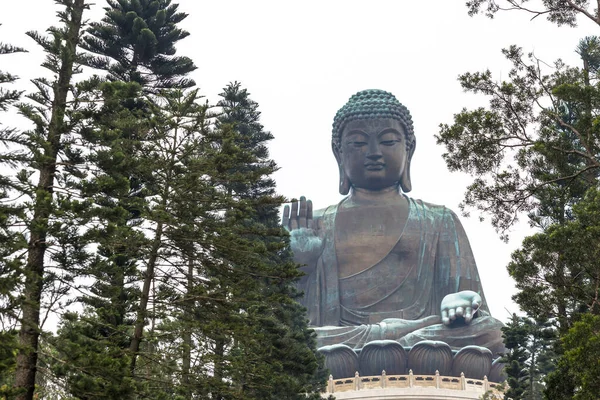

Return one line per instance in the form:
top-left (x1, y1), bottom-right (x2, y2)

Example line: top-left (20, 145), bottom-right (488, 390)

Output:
top-left (332, 89), bottom-right (416, 195)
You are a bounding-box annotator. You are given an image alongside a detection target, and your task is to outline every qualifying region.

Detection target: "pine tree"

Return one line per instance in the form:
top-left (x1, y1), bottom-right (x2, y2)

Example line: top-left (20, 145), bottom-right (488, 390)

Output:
top-left (49, 1), bottom-right (198, 395)
top-left (501, 315), bottom-right (557, 400)
top-left (49, 84), bottom-right (213, 400)
top-left (194, 82), bottom-right (326, 399)
top-left (31, 6), bottom-right (325, 399)
top-left (501, 314), bottom-right (530, 399)
top-left (0, 25), bottom-right (27, 398)
top-left (81, 0), bottom-right (197, 370)
top-left (0, 2), bottom-right (90, 399)
top-left (127, 88), bottom-right (212, 395)
top-left (83, 0), bottom-right (196, 91)
top-left (49, 80), bottom-right (151, 399)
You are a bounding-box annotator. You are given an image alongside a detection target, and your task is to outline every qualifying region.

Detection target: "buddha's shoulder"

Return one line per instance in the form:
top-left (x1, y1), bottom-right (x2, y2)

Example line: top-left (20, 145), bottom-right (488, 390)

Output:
top-left (407, 197), bottom-right (461, 220)
top-left (408, 197), bottom-right (447, 211)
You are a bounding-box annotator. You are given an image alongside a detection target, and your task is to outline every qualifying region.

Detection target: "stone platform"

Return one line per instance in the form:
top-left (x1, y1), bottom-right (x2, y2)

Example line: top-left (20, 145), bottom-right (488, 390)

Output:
top-left (323, 370), bottom-right (505, 399)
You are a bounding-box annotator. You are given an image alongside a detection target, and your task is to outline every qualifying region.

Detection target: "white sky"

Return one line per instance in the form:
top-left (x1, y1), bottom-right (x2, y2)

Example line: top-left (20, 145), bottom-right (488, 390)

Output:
top-left (1, 0), bottom-right (596, 321)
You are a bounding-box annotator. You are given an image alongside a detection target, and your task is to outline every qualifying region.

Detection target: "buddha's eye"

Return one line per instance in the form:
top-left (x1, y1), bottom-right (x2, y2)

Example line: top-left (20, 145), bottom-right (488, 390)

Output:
top-left (350, 141), bottom-right (367, 148)
top-left (380, 140), bottom-right (399, 146)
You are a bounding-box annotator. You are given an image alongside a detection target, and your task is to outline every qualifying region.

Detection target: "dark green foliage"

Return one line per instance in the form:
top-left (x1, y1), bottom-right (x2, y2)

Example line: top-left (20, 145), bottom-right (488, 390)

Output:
top-left (186, 83), bottom-right (326, 399)
top-left (46, 81), bottom-right (327, 399)
top-left (509, 186), bottom-right (600, 322)
top-left (544, 359), bottom-right (576, 400)
top-left (3, 3), bottom-right (324, 398)
top-left (126, 87), bottom-right (212, 387)
top-left (49, 312), bottom-right (139, 399)
top-left (501, 315), bottom-right (530, 399)
top-left (447, 5), bottom-right (600, 398)
top-left (216, 81), bottom-right (277, 204)
top-left (546, 314), bottom-right (600, 400)
top-left (47, 80), bottom-right (154, 399)
top-left (501, 315), bottom-right (556, 400)
top-left (83, 0), bottom-right (196, 90)
top-left (436, 44), bottom-right (596, 237)
top-left (79, 80), bottom-right (150, 328)
top-left (0, 331), bottom-right (19, 398)
top-left (49, 1), bottom-right (199, 394)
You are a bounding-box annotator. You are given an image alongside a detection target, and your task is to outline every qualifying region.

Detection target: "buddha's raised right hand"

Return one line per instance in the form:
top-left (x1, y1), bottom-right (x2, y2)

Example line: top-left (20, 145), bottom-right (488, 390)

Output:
top-left (283, 196), bottom-right (323, 271)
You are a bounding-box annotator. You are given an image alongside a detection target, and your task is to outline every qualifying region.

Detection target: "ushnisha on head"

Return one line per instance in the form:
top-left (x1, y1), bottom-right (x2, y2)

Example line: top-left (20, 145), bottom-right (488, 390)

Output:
top-left (332, 89), bottom-right (416, 195)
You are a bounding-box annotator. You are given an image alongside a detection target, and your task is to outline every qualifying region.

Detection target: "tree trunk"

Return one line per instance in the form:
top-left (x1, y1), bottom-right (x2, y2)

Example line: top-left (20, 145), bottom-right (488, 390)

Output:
top-left (130, 221), bottom-right (163, 372)
top-left (214, 337), bottom-right (225, 400)
top-left (181, 256), bottom-right (194, 398)
top-left (14, 2), bottom-right (85, 399)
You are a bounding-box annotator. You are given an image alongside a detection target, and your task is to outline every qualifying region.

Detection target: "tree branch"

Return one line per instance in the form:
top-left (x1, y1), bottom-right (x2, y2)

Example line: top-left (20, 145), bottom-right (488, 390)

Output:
top-left (564, 0), bottom-right (599, 25)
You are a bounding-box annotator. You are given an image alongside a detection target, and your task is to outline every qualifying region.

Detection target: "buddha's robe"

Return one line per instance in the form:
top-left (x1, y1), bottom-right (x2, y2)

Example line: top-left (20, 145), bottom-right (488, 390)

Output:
top-left (296, 197), bottom-right (505, 354)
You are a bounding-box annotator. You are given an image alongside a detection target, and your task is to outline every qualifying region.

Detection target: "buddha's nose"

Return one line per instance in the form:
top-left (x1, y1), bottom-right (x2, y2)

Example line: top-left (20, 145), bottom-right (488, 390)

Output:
top-left (366, 140), bottom-right (382, 160)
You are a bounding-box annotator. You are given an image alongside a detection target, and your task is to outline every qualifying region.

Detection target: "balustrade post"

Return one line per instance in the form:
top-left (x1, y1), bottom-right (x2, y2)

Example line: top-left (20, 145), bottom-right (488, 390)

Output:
top-left (354, 371), bottom-right (360, 391)
top-left (409, 369), bottom-right (414, 388)
top-left (328, 374), bottom-right (334, 393)
top-left (381, 370), bottom-right (386, 389)
top-left (460, 372), bottom-right (466, 390)
top-left (435, 370), bottom-right (440, 389)
top-left (484, 375), bottom-right (489, 392)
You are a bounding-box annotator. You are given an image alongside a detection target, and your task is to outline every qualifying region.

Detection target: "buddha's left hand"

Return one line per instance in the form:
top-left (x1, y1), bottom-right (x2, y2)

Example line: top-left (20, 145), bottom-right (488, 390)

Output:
top-left (440, 290), bottom-right (482, 326)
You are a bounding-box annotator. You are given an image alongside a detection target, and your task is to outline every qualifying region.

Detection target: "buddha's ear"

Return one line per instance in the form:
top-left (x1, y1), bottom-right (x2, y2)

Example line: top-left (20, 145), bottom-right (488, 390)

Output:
top-left (399, 145), bottom-right (415, 193)
top-left (332, 142), bottom-right (351, 195)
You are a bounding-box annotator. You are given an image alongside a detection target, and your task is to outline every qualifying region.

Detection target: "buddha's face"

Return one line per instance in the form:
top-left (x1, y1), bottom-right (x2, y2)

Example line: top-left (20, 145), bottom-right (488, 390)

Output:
top-left (338, 118), bottom-right (407, 191)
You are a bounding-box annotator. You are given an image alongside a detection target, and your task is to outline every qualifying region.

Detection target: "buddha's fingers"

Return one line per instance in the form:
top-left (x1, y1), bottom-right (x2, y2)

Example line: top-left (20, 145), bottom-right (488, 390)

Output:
top-left (455, 306), bottom-right (464, 318)
top-left (464, 307), bottom-right (473, 323)
top-left (298, 196), bottom-right (307, 228)
top-left (307, 200), bottom-right (313, 229)
top-left (441, 309), bottom-right (450, 325)
top-left (448, 308), bottom-right (456, 321)
top-left (282, 205), bottom-right (291, 230)
top-left (290, 201), bottom-right (299, 230)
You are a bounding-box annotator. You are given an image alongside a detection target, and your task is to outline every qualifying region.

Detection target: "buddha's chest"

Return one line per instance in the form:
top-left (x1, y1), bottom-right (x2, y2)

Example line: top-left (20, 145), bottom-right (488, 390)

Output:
top-left (334, 204), bottom-right (407, 278)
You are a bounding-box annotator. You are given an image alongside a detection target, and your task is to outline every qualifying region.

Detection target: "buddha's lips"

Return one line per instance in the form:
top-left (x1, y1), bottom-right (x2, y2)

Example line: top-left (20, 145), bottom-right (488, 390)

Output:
top-left (365, 162), bottom-right (385, 170)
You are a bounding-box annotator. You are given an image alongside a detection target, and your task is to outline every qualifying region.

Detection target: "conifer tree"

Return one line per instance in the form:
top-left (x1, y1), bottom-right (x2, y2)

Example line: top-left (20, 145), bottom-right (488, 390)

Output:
top-left (126, 88), bottom-right (211, 389)
top-left (0, 2), bottom-right (91, 399)
top-left (49, 80), bottom-right (151, 398)
top-left (501, 314), bottom-right (530, 399)
top-left (37, 6), bottom-right (325, 399)
top-left (48, 84), bottom-right (212, 400)
top-left (195, 82), bottom-right (326, 399)
top-left (501, 314), bottom-right (557, 400)
top-left (49, 1), bottom-right (198, 392)
top-left (83, 0), bottom-right (196, 91)
top-left (0, 27), bottom-right (27, 397)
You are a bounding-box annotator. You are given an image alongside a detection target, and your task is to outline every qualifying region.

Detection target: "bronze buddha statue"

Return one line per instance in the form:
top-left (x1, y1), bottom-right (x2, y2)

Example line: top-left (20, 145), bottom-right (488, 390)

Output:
top-left (282, 90), bottom-right (505, 379)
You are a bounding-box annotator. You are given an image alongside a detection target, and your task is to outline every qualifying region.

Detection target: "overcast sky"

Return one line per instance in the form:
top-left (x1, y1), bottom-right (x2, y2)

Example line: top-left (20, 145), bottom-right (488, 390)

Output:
top-left (1, 0), bottom-right (596, 321)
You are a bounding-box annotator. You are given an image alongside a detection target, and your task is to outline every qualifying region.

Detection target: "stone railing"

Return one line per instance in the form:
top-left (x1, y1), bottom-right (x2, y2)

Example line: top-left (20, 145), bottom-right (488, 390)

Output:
top-left (324, 369), bottom-right (505, 398)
